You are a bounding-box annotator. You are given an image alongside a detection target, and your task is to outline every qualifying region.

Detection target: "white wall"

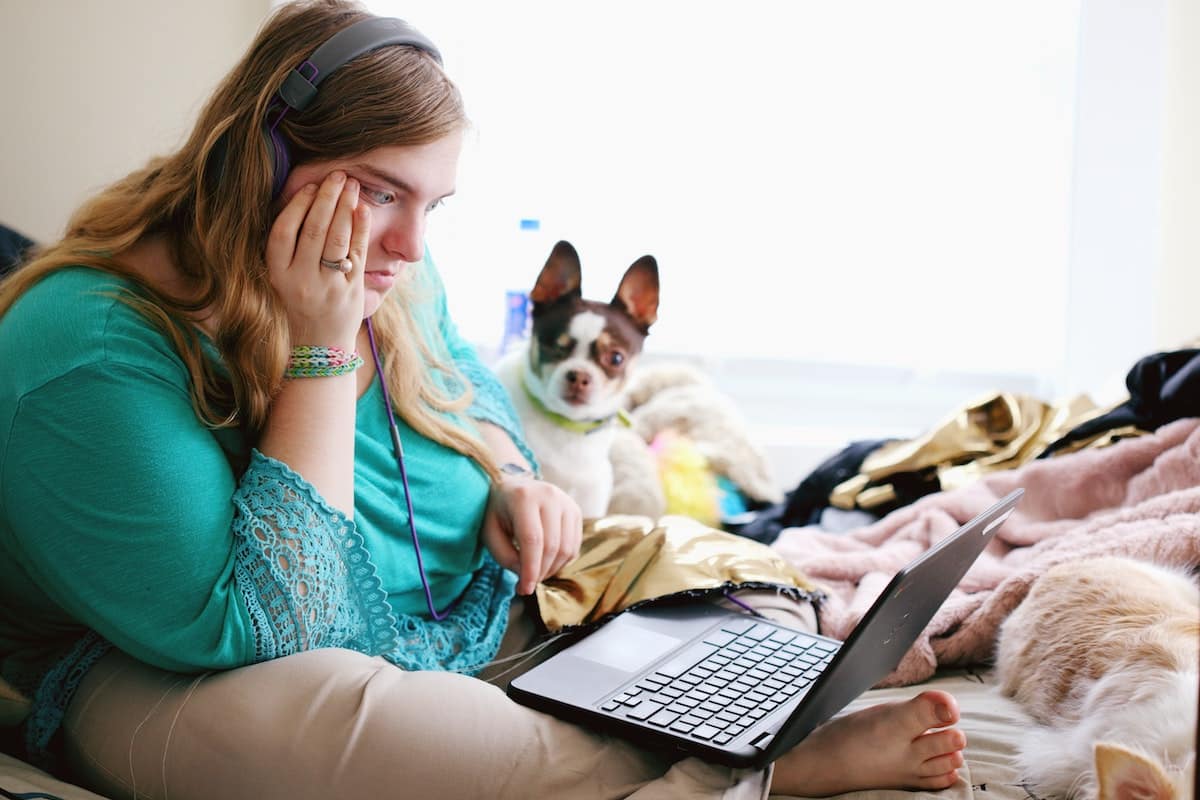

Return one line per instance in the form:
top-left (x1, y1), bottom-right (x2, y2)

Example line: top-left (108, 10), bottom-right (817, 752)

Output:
top-left (1060, 0), bottom-right (1168, 398)
top-left (1157, 0), bottom-right (1200, 351)
top-left (1059, 0), bottom-right (1197, 396)
top-left (0, 0), bottom-right (270, 242)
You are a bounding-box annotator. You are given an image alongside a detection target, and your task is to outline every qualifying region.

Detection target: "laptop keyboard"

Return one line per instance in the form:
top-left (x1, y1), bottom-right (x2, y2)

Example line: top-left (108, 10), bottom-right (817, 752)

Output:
top-left (598, 616), bottom-right (839, 746)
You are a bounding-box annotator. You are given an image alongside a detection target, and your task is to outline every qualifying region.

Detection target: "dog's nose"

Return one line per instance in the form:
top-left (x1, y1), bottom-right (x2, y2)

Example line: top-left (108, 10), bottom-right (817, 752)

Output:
top-left (566, 370), bottom-right (591, 389)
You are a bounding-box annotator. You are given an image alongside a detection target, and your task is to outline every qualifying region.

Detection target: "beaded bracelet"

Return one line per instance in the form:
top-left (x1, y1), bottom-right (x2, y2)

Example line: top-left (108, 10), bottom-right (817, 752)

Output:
top-left (285, 345), bottom-right (364, 379)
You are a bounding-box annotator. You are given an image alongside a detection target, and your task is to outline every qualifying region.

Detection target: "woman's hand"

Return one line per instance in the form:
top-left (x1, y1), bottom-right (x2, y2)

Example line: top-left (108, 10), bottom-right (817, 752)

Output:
top-left (266, 171), bottom-right (371, 349)
top-left (481, 474), bottom-right (583, 595)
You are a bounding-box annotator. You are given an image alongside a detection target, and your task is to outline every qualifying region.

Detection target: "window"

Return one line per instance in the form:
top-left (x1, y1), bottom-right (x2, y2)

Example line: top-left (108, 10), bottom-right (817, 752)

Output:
top-left (363, 1), bottom-right (1173, 485)
top-left (368, 0), bottom-right (1081, 374)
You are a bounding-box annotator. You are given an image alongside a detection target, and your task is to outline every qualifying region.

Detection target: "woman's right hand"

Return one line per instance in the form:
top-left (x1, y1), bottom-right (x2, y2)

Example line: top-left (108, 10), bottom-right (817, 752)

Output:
top-left (259, 171), bottom-right (369, 515)
top-left (266, 171), bottom-right (372, 349)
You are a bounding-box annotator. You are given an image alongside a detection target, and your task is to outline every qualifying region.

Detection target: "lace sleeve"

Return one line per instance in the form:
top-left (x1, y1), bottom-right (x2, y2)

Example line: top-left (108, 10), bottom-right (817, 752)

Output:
top-left (231, 450), bottom-right (400, 661)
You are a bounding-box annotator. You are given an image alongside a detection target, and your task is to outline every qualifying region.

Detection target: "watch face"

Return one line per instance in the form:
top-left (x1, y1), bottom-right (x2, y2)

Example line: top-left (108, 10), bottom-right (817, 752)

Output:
top-left (501, 462), bottom-right (533, 477)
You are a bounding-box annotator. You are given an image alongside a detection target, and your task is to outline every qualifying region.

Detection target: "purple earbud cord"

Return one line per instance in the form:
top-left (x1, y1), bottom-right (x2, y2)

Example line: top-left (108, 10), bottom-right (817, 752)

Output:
top-left (365, 317), bottom-right (458, 621)
top-left (366, 318), bottom-right (766, 626)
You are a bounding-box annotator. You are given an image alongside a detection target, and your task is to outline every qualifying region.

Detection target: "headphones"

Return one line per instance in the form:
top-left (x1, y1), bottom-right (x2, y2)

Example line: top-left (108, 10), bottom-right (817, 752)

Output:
top-left (209, 16), bottom-right (443, 199)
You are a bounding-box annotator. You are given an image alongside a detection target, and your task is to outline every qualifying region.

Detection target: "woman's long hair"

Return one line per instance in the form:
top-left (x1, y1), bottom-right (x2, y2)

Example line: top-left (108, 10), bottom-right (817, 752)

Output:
top-left (0, 0), bottom-right (499, 480)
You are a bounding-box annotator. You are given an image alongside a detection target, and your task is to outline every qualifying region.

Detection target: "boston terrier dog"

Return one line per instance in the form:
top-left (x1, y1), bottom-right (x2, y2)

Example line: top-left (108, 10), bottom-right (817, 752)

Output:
top-left (497, 240), bottom-right (659, 518)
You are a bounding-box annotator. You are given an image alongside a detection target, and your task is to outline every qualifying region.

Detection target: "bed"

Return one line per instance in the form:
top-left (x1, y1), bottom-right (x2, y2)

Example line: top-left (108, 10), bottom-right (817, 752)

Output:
top-left (3, 354), bottom-right (1196, 799)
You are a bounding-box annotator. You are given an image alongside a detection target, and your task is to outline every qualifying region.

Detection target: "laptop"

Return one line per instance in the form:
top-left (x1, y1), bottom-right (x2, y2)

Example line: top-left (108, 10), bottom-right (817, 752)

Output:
top-left (508, 488), bottom-right (1022, 768)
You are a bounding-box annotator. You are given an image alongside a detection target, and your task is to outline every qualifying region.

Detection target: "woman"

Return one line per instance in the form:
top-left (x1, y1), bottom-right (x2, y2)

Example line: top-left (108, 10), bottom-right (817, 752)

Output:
top-left (0, 2), bottom-right (967, 797)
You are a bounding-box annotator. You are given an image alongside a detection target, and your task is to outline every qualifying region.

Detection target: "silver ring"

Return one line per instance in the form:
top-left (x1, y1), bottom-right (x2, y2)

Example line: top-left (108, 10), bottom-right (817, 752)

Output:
top-left (319, 257), bottom-right (353, 274)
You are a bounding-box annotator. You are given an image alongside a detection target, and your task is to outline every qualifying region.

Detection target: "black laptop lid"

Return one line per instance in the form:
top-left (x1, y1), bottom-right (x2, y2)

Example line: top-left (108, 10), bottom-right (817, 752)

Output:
top-left (759, 488), bottom-right (1022, 763)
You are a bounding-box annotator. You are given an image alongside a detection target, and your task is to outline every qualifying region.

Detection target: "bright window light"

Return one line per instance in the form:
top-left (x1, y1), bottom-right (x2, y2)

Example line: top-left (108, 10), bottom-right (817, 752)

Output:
top-left (367, 1), bottom-right (1081, 378)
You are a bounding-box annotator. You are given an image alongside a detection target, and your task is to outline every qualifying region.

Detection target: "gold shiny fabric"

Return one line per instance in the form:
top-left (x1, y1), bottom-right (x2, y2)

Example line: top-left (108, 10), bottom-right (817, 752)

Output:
top-left (536, 515), bottom-right (822, 632)
top-left (830, 391), bottom-right (1144, 512)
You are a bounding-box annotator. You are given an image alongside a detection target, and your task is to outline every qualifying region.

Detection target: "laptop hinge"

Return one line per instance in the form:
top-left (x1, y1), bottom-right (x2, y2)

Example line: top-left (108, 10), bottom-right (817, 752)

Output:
top-left (750, 730), bottom-right (776, 751)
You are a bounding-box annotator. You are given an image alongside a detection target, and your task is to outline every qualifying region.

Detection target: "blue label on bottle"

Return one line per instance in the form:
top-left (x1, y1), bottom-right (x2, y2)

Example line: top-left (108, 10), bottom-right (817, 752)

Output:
top-left (500, 290), bottom-right (531, 355)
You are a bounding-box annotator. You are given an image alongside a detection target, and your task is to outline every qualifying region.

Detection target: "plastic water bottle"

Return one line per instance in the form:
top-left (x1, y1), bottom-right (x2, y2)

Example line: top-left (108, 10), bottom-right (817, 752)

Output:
top-left (499, 289), bottom-right (531, 356)
top-left (498, 217), bottom-right (545, 356)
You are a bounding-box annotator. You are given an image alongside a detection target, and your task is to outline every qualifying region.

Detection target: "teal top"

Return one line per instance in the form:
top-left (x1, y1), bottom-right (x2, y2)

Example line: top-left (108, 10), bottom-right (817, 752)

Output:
top-left (0, 258), bottom-right (531, 762)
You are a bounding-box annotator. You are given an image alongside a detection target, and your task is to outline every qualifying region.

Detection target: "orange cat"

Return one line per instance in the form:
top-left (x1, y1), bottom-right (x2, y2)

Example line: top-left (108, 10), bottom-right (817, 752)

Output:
top-left (994, 556), bottom-right (1198, 800)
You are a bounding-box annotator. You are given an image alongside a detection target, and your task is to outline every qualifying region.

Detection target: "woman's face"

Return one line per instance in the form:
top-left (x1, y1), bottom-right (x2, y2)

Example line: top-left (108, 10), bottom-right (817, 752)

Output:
top-left (278, 131), bottom-right (463, 318)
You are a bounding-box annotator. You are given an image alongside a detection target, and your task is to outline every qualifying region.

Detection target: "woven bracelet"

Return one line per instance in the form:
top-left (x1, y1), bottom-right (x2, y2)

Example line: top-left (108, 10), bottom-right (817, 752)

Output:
top-left (285, 345), bottom-right (364, 379)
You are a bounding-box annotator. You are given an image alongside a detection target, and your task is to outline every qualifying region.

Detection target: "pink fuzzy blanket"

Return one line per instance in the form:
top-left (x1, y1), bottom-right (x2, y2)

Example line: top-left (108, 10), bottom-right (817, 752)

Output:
top-left (770, 417), bottom-right (1200, 686)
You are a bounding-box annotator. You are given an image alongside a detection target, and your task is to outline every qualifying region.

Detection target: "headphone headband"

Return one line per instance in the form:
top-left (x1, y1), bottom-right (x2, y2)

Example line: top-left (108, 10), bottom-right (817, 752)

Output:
top-left (277, 17), bottom-right (443, 112)
top-left (205, 16), bottom-right (444, 199)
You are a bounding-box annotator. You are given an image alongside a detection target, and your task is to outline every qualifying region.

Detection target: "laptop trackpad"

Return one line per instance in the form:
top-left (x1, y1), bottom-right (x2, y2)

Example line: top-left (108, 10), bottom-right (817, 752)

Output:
top-left (569, 624), bottom-right (683, 673)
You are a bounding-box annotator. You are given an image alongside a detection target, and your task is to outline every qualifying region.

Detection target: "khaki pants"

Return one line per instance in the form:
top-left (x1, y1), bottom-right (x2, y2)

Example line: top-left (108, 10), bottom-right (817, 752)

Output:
top-left (62, 592), bottom-right (816, 800)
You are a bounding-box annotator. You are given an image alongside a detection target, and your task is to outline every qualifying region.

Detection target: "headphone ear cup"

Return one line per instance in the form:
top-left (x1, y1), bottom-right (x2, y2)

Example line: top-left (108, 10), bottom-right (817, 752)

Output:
top-left (267, 126), bottom-right (291, 199)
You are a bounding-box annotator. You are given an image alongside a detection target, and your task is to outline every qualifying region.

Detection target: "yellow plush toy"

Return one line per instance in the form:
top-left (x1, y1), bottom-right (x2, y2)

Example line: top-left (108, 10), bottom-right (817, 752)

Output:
top-left (605, 362), bottom-right (783, 522)
top-left (650, 430), bottom-right (721, 527)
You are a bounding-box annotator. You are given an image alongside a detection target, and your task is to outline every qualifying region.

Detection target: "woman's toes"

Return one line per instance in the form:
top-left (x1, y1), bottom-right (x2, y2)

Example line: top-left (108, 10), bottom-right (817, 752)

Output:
top-left (914, 770), bottom-right (963, 791)
top-left (919, 749), bottom-right (966, 777)
top-left (908, 689), bottom-right (960, 729)
top-left (914, 727), bottom-right (967, 760)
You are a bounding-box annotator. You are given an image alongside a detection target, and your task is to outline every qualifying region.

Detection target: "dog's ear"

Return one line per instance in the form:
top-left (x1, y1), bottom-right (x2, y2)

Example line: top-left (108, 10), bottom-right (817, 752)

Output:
top-left (612, 255), bottom-right (659, 332)
top-left (530, 241), bottom-right (582, 306)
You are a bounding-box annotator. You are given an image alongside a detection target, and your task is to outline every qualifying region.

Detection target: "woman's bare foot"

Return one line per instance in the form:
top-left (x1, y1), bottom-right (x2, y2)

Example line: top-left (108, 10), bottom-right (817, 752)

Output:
top-left (770, 690), bottom-right (967, 797)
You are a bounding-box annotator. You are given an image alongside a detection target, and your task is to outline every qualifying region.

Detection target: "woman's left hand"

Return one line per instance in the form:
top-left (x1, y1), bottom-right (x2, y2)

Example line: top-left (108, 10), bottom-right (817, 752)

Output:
top-left (481, 474), bottom-right (583, 596)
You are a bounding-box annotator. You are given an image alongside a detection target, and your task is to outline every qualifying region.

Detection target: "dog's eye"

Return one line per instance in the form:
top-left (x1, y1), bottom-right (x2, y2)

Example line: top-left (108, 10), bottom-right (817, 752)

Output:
top-left (607, 351), bottom-right (625, 367)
